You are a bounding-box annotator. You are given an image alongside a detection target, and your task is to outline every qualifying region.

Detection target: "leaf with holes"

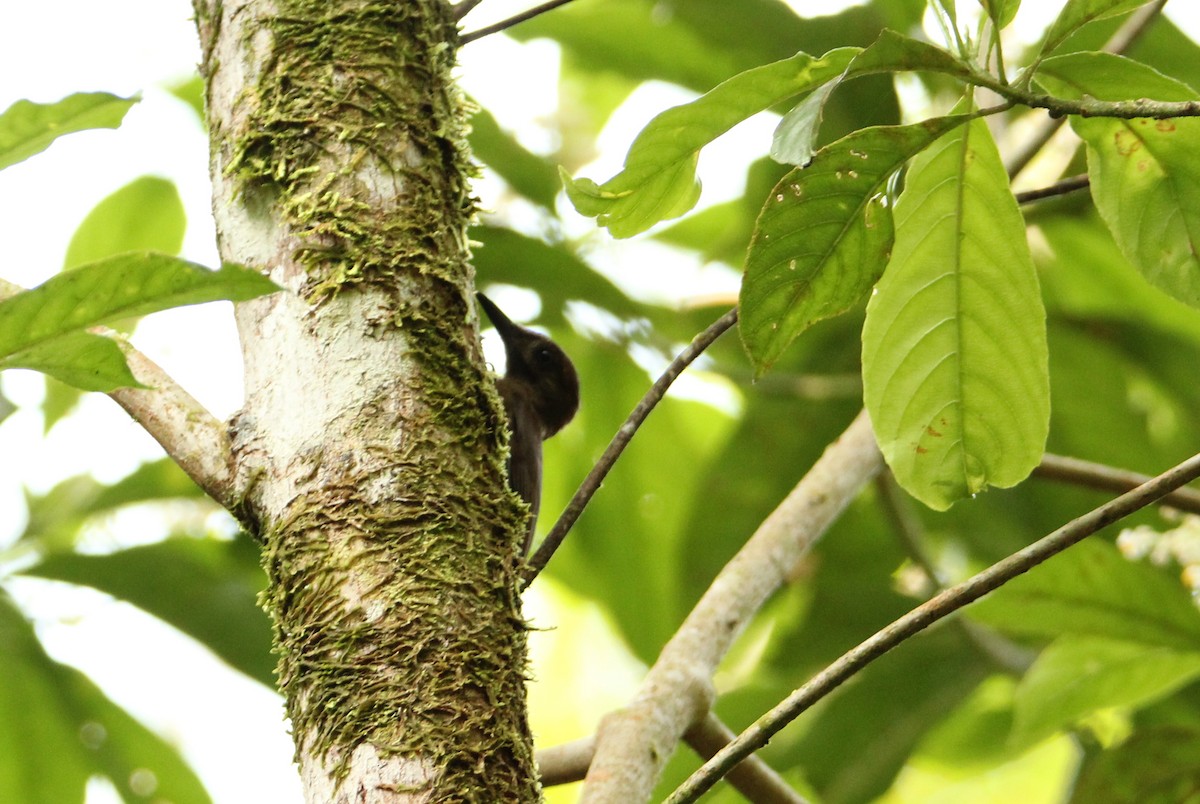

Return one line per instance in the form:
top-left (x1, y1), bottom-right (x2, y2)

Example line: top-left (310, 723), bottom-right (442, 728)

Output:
top-left (861, 116), bottom-right (1048, 510)
top-left (1038, 52), bottom-right (1200, 307)
top-left (741, 116), bottom-right (971, 375)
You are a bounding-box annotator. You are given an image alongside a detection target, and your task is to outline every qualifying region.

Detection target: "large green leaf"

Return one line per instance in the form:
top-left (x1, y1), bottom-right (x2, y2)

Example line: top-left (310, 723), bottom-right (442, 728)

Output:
top-left (1035, 0), bottom-right (1154, 63)
top-left (861, 116), bottom-right (1049, 510)
top-left (0, 254), bottom-right (278, 391)
top-left (24, 538), bottom-right (273, 687)
top-left (0, 593), bottom-right (210, 803)
top-left (968, 539), bottom-right (1200, 649)
top-left (1012, 636), bottom-right (1200, 745)
top-left (0, 92), bottom-right (137, 171)
top-left (64, 177), bottom-right (187, 269)
top-left (741, 116), bottom-right (970, 375)
top-left (1037, 53), bottom-right (1200, 307)
top-left (563, 48), bottom-right (859, 238)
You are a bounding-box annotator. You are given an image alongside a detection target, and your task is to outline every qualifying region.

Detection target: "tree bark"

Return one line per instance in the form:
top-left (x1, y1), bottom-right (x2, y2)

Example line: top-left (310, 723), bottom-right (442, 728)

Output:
top-left (193, 0), bottom-right (538, 800)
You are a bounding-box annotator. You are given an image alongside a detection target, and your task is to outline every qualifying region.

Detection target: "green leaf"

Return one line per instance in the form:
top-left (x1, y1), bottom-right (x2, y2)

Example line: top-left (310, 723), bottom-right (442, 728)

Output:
top-left (861, 115), bottom-right (1049, 510)
top-left (1071, 726), bottom-right (1200, 803)
top-left (64, 176), bottom-right (187, 269)
top-left (0, 593), bottom-right (211, 803)
top-left (847, 28), bottom-right (974, 79)
top-left (1036, 53), bottom-right (1200, 307)
top-left (741, 116), bottom-right (970, 374)
top-left (1037, 0), bottom-right (1155, 62)
top-left (770, 80), bottom-right (840, 167)
top-left (0, 92), bottom-right (138, 171)
top-left (980, 0), bottom-right (1022, 29)
top-left (0, 331), bottom-right (140, 392)
top-left (25, 538), bottom-right (273, 686)
top-left (562, 47), bottom-right (860, 238)
top-left (0, 253), bottom-right (278, 363)
top-left (1012, 636), bottom-right (1200, 745)
top-left (969, 540), bottom-right (1200, 649)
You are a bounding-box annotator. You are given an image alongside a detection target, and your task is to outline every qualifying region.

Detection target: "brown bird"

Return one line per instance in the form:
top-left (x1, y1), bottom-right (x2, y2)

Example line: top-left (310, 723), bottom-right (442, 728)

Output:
top-left (477, 292), bottom-right (580, 554)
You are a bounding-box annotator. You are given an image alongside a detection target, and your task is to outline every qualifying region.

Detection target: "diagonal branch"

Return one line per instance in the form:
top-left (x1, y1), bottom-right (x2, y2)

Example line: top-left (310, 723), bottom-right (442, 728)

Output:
top-left (523, 306), bottom-right (739, 586)
top-left (579, 409), bottom-right (882, 802)
top-left (0, 278), bottom-right (238, 511)
top-left (668, 446), bottom-right (1200, 803)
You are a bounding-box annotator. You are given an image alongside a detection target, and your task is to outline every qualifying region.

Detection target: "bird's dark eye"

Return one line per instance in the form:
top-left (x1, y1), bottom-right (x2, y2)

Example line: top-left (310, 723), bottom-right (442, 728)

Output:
top-left (532, 345), bottom-right (556, 367)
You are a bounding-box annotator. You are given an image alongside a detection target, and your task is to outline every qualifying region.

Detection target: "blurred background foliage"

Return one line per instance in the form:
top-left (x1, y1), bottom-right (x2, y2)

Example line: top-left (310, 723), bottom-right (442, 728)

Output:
top-left (4, 1), bottom-right (1200, 802)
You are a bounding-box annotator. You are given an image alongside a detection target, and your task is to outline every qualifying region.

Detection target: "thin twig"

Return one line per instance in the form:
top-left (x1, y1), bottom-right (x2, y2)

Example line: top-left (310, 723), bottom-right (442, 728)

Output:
top-left (460, 0), bottom-right (580, 45)
top-left (1005, 0), bottom-right (1168, 178)
top-left (1014, 173), bottom-right (1089, 204)
top-left (452, 0), bottom-right (486, 22)
top-left (685, 713), bottom-right (811, 804)
top-left (1035, 452), bottom-right (1200, 515)
top-left (666, 447), bottom-right (1200, 804)
top-left (522, 306), bottom-right (739, 586)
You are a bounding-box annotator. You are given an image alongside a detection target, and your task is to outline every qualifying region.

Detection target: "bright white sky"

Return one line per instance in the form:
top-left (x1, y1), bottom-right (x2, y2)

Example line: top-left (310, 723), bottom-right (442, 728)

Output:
top-left (2, 1), bottom-right (1199, 802)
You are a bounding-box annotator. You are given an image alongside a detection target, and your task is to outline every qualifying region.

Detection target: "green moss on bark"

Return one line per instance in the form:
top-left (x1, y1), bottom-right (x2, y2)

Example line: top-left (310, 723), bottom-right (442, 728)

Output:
top-left (214, 0), bottom-right (537, 798)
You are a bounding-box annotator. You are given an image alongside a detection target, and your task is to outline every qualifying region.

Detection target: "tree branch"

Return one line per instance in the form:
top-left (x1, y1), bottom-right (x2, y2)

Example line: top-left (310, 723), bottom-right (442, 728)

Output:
top-left (579, 410), bottom-right (882, 802)
top-left (1014, 173), bottom-right (1089, 204)
top-left (1035, 452), bottom-right (1200, 515)
top-left (667, 447), bottom-right (1200, 804)
top-left (459, 0), bottom-right (581, 45)
top-left (523, 306), bottom-right (739, 586)
top-left (0, 279), bottom-right (238, 511)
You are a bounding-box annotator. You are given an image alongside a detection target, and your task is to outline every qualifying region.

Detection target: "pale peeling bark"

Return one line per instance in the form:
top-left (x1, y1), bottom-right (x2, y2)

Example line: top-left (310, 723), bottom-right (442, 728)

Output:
top-left (581, 411), bottom-right (882, 802)
top-left (194, 0), bottom-right (537, 800)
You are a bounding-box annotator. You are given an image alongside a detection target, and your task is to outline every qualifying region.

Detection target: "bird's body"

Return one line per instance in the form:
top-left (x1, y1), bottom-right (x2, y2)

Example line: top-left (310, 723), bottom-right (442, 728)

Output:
top-left (477, 293), bottom-right (579, 554)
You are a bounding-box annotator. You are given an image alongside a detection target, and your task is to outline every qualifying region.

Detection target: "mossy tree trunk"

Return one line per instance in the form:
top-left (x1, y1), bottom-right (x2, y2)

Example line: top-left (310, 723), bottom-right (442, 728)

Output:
top-left (192, 0), bottom-right (538, 799)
